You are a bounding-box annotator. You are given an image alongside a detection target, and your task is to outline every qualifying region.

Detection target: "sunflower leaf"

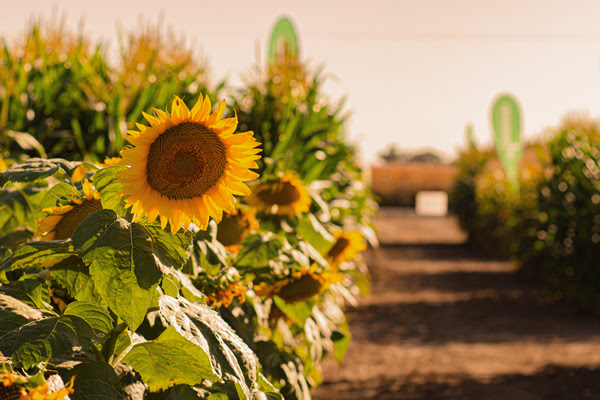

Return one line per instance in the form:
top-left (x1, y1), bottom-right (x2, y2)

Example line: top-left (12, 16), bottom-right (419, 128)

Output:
top-left (123, 325), bottom-right (217, 391)
top-left (0, 314), bottom-right (96, 369)
top-left (158, 296), bottom-right (259, 398)
top-left (0, 293), bottom-right (48, 336)
top-left (1, 158), bottom-right (75, 183)
top-left (297, 214), bottom-right (334, 255)
top-left (60, 361), bottom-right (126, 399)
top-left (49, 256), bottom-right (104, 304)
top-left (0, 275), bottom-right (50, 309)
top-left (0, 239), bottom-right (76, 273)
top-left (73, 209), bottom-right (163, 330)
top-left (143, 222), bottom-right (192, 268)
top-left (234, 233), bottom-right (284, 269)
top-left (63, 301), bottom-right (113, 337)
top-left (93, 165), bottom-right (128, 216)
top-left (0, 186), bottom-right (47, 234)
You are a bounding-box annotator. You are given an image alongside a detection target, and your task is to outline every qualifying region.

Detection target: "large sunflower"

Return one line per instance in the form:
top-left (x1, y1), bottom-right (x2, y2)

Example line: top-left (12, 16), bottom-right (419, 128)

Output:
top-left (216, 207), bottom-right (259, 253)
top-left (36, 180), bottom-right (103, 241)
top-left (118, 95), bottom-right (261, 233)
top-left (326, 230), bottom-right (367, 269)
top-left (248, 172), bottom-right (311, 217)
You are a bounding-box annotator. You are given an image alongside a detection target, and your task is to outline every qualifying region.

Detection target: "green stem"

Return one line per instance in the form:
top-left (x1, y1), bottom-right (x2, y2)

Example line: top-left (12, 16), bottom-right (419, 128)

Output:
top-left (102, 322), bottom-right (127, 364)
top-left (91, 343), bottom-right (105, 362)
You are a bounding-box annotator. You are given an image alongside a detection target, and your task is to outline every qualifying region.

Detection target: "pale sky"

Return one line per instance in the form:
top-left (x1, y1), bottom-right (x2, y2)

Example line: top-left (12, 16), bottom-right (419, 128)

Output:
top-left (2, 0), bottom-right (600, 164)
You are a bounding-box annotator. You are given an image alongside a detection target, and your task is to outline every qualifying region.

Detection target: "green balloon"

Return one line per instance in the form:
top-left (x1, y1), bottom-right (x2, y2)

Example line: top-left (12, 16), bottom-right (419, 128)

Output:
top-left (268, 17), bottom-right (299, 63)
top-left (490, 93), bottom-right (524, 194)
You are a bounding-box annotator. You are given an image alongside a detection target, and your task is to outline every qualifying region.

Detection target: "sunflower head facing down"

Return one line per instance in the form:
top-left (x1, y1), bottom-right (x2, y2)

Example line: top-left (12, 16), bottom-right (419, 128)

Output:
top-left (36, 180), bottom-right (103, 241)
top-left (254, 264), bottom-right (342, 304)
top-left (326, 230), bottom-right (367, 269)
top-left (118, 95), bottom-right (261, 233)
top-left (248, 172), bottom-right (310, 217)
top-left (216, 207), bottom-right (259, 253)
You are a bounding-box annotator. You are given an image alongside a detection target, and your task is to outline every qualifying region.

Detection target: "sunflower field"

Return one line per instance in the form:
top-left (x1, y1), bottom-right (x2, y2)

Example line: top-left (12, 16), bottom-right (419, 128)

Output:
top-left (0, 20), bottom-right (377, 399)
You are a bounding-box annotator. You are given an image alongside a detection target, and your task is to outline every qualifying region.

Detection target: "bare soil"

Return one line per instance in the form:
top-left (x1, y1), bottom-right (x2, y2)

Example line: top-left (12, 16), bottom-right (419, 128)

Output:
top-left (311, 208), bottom-right (600, 400)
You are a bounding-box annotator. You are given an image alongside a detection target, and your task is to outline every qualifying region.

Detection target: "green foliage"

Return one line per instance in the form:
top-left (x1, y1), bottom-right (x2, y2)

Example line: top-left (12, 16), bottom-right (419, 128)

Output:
top-left (0, 17), bottom-right (376, 399)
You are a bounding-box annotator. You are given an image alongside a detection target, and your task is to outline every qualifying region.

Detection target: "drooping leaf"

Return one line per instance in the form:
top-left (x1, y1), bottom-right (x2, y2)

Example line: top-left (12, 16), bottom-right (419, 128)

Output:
top-left (63, 301), bottom-right (113, 337)
top-left (158, 296), bottom-right (259, 398)
top-left (123, 326), bottom-right (217, 391)
top-left (1, 158), bottom-right (75, 183)
top-left (0, 239), bottom-right (76, 273)
top-left (0, 293), bottom-right (48, 336)
top-left (73, 210), bottom-right (163, 330)
top-left (0, 275), bottom-right (49, 309)
top-left (61, 361), bottom-right (126, 400)
top-left (93, 165), bottom-right (128, 215)
top-left (0, 314), bottom-right (96, 368)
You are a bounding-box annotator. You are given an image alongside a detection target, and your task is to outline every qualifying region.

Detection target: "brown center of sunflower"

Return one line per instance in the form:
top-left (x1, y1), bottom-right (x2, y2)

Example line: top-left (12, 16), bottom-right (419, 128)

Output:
top-left (217, 213), bottom-right (251, 247)
top-left (327, 237), bottom-right (351, 261)
top-left (146, 122), bottom-right (227, 200)
top-left (53, 199), bottom-right (103, 240)
top-left (255, 181), bottom-right (300, 206)
top-left (276, 274), bottom-right (323, 303)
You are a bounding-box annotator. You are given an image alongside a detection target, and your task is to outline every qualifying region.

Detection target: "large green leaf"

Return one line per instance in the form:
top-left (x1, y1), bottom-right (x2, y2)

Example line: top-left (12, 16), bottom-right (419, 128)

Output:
top-left (0, 293), bottom-right (48, 336)
top-left (93, 165), bottom-right (128, 215)
top-left (142, 222), bottom-right (192, 268)
top-left (73, 210), bottom-right (163, 330)
top-left (63, 301), bottom-right (113, 337)
top-left (49, 256), bottom-right (103, 303)
top-left (123, 326), bottom-right (217, 392)
top-left (0, 240), bottom-right (75, 273)
top-left (234, 234), bottom-right (284, 269)
top-left (61, 361), bottom-right (126, 400)
top-left (39, 183), bottom-right (80, 209)
top-left (0, 314), bottom-right (96, 368)
top-left (1, 158), bottom-right (75, 183)
top-left (158, 296), bottom-right (259, 399)
top-left (0, 186), bottom-right (46, 234)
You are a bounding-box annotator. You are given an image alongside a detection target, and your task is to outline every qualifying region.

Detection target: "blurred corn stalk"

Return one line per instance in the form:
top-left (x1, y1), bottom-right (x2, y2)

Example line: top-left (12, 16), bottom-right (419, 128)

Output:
top-left (0, 16), bottom-right (214, 161)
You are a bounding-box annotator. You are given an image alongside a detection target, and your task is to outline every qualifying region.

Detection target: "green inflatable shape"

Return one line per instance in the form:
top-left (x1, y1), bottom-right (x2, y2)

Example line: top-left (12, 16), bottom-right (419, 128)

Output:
top-left (490, 93), bottom-right (524, 194)
top-left (268, 17), bottom-right (299, 63)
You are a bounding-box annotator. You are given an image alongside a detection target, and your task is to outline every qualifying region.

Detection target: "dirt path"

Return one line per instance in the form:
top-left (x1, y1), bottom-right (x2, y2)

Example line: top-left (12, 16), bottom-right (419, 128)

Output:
top-left (311, 208), bottom-right (600, 400)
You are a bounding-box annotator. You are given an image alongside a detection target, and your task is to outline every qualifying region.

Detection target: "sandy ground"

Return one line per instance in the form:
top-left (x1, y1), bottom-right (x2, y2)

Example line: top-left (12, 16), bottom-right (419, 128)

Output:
top-left (311, 208), bottom-right (600, 400)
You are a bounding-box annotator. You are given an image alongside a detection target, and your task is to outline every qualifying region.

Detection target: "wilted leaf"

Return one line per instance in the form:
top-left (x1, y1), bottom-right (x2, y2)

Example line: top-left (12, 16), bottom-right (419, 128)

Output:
top-left (1, 158), bottom-right (75, 183)
top-left (158, 296), bottom-right (259, 398)
top-left (73, 210), bottom-right (163, 330)
top-left (123, 326), bottom-right (217, 391)
top-left (0, 293), bottom-right (47, 336)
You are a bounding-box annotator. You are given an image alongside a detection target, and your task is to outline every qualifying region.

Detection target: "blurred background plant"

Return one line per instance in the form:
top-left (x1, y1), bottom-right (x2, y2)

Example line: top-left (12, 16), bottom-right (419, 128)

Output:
top-left (0, 15), bottom-right (216, 162)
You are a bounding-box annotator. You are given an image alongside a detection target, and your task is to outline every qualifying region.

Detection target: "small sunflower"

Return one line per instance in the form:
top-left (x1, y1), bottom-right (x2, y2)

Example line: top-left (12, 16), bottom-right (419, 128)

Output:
top-left (326, 230), bottom-right (367, 269)
top-left (118, 95), bottom-right (261, 233)
top-left (254, 265), bottom-right (342, 303)
top-left (216, 207), bottom-right (259, 253)
top-left (72, 156), bottom-right (122, 182)
top-left (248, 172), bottom-right (311, 217)
top-left (36, 180), bottom-right (103, 241)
